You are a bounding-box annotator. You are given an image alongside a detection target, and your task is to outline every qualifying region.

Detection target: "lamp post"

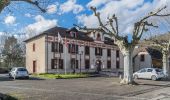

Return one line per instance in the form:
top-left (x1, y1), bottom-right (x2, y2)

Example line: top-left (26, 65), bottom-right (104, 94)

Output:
top-left (79, 50), bottom-right (83, 73)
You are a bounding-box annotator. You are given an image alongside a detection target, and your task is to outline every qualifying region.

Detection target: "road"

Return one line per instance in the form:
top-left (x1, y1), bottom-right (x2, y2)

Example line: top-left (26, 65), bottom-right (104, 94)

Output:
top-left (0, 74), bottom-right (170, 100)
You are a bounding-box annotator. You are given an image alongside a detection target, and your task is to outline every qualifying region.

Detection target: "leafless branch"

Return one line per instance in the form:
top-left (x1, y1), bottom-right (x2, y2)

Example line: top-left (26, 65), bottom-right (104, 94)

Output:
top-left (0, 0), bottom-right (46, 13)
top-left (133, 6), bottom-right (170, 41)
top-left (90, 6), bottom-right (119, 38)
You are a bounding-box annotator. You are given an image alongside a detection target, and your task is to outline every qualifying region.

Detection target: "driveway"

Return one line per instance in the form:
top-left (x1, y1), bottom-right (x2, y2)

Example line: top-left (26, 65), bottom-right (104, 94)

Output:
top-left (0, 74), bottom-right (170, 100)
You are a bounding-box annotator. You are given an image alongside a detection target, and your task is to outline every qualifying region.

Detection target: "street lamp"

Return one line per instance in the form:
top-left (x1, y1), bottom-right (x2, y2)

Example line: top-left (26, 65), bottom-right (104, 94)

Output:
top-left (79, 50), bottom-right (83, 73)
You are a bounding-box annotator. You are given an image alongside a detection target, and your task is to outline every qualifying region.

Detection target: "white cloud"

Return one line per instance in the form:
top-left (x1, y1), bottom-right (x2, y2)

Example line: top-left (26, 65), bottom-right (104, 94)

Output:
top-left (77, 0), bottom-right (170, 36)
top-left (86, 0), bottom-right (111, 8)
top-left (59, 0), bottom-right (84, 14)
top-left (47, 4), bottom-right (58, 14)
top-left (25, 15), bottom-right (57, 37)
top-left (4, 15), bottom-right (16, 25)
top-left (25, 13), bottom-right (34, 17)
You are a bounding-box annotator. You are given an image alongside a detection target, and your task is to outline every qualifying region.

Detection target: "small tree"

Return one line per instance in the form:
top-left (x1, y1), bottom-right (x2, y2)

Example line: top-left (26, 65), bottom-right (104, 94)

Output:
top-left (2, 36), bottom-right (25, 68)
top-left (76, 6), bottom-right (170, 84)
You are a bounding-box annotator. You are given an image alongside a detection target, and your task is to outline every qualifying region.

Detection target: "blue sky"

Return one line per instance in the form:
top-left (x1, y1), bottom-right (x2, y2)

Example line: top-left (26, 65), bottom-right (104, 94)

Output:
top-left (0, 0), bottom-right (169, 38)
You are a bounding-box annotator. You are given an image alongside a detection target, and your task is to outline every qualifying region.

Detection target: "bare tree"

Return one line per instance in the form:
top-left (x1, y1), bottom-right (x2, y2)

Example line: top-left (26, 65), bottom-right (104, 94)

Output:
top-left (76, 6), bottom-right (170, 84)
top-left (0, 0), bottom-right (47, 13)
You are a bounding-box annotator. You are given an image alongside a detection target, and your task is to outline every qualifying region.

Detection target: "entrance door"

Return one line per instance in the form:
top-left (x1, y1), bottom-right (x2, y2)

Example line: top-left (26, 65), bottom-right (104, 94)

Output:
top-left (96, 60), bottom-right (102, 72)
top-left (33, 61), bottom-right (37, 73)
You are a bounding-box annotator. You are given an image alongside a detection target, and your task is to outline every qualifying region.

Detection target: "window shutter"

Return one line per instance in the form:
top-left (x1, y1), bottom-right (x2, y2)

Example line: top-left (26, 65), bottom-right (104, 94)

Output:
top-left (76, 45), bottom-right (78, 54)
top-left (51, 43), bottom-right (54, 52)
top-left (68, 44), bottom-right (71, 53)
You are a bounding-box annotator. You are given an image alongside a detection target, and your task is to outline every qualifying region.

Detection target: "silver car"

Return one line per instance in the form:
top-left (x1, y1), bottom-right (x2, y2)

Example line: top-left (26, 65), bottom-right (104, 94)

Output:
top-left (9, 67), bottom-right (29, 79)
top-left (133, 68), bottom-right (165, 81)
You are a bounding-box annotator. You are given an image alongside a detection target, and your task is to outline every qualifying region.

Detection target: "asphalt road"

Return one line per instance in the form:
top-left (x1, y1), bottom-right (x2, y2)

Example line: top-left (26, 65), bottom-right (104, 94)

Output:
top-left (0, 74), bottom-right (170, 100)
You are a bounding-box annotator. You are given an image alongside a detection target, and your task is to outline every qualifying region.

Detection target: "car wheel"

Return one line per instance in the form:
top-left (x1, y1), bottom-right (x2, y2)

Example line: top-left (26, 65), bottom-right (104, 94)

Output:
top-left (134, 75), bottom-right (138, 79)
top-left (26, 76), bottom-right (29, 79)
top-left (151, 75), bottom-right (157, 81)
top-left (9, 74), bottom-right (11, 78)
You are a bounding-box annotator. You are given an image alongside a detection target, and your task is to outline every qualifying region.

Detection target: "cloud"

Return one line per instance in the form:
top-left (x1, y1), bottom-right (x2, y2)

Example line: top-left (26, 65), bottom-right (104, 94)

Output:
top-left (25, 13), bottom-right (34, 17)
top-left (25, 15), bottom-right (57, 37)
top-left (4, 15), bottom-right (16, 25)
top-left (47, 4), bottom-right (58, 14)
top-left (86, 0), bottom-right (111, 8)
top-left (77, 0), bottom-right (170, 36)
top-left (59, 0), bottom-right (84, 14)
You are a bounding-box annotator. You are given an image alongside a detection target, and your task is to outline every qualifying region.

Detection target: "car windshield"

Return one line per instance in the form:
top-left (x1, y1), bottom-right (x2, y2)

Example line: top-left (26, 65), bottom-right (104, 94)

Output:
top-left (155, 69), bottom-right (162, 72)
top-left (17, 68), bottom-right (27, 71)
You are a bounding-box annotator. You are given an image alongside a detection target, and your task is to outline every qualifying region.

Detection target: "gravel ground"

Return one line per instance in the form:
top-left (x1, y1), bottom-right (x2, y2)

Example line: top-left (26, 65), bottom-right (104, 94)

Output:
top-left (0, 74), bottom-right (170, 100)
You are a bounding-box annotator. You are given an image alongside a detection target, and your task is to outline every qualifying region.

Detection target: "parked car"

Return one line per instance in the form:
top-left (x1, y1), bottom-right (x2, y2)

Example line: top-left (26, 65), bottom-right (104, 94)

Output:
top-left (0, 68), bottom-right (9, 74)
top-left (9, 67), bottom-right (29, 79)
top-left (133, 68), bottom-right (165, 81)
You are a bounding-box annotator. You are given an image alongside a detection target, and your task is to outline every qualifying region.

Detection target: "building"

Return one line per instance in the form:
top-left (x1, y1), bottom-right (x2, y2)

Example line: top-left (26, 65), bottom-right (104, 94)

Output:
top-left (133, 47), bottom-right (163, 72)
top-left (24, 27), bottom-right (124, 74)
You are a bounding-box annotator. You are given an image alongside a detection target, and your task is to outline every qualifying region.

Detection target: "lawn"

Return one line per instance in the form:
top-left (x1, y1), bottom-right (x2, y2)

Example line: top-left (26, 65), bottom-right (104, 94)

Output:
top-left (32, 73), bottom-right (89, 79)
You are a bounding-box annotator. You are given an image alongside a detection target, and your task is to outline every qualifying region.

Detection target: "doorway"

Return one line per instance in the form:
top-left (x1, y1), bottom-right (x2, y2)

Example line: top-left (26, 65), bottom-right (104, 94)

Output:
top-left (95, 60), bottom-right (102, 72)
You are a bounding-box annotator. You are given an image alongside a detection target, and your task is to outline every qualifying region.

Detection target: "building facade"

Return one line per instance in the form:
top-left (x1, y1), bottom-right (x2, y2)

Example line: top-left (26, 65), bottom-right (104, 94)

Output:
top-left (133, 47), bottom-right (163, 72)
top-left (25, 27), bottom-right (124, 74)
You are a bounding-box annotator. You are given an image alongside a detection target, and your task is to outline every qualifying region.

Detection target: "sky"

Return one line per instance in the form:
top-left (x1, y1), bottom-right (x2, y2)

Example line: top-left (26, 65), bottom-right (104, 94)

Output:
top-left (0, 0), bottom-right (170, 40)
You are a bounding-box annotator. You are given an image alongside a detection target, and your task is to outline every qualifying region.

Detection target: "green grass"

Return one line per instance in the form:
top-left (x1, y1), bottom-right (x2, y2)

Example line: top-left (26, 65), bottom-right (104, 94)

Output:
top-left (32, 73), bottom-right (89, 79)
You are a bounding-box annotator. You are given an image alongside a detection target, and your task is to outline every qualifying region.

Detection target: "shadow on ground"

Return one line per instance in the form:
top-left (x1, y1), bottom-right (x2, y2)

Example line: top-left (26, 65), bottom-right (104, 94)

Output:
top-left (0, 93), bottom-right (18, 100)
top-left (135, 78), bottom-right (170, 87)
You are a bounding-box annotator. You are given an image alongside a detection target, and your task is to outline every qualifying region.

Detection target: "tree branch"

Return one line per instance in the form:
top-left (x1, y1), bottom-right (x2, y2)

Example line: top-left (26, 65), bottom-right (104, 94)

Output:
top-left (133, 6), bottom-right (169, 40)
top-left (90, 6), bottom-right (119, 39)
top-left (0, 0), bottom-right (46, 13)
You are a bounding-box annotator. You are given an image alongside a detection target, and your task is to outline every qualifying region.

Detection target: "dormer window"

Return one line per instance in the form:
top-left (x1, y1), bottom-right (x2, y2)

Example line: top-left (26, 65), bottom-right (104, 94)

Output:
top-left (70, 32), bottom-right (77, 38)
top-left (96, 33), bottom-right (101, 41)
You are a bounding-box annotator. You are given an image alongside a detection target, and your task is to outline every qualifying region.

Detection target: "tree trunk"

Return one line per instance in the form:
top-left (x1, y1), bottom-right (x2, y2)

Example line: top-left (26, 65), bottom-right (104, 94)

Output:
top-left (162, 53), bottom-right (169, 77)
top-left (120, 49), bottom-right (134, 84)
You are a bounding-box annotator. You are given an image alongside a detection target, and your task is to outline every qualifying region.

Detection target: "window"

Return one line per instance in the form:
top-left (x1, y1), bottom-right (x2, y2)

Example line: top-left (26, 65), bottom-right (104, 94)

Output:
top-left (70, 32), bottom-right (77, 38)
top-left (96, 33), bottom-right (101, 41)
top-left (95, 47), bottom-right (102, 56)
top-left (140, 54), bottom-right (145, 62)
top-left (68, 44), bottom-right (78, 54)
top-left (85, 46), bottom-right (90, 55)
top-left (107, 61), bottom-right (111, 69)
top-left (116, 61), bottom-right (120, 69)
top-left (147, 69), bottom-right (153, 72)
top-left (140, 69), bottom-right (146, 73)
top-left (33, 43), bottom-right (35, 52)
top-left (51, 59), bottom-right (64, 69)
top-left (33, 60), bottom-right (36, 73)
top-left (85, 59), bottom-right (90, 69)
top-left (51, 59), bottom-right (57, 69)
top-left (71, 59), bottom-right (78, 69)
top-left (116, 50), bottom-right (119, 57)
top-left (59, 59), bottom-right (64, 69)
top-left (107, 49), bottom-right (111, 57)
top-left (51, 42), bottom-right (63, 53)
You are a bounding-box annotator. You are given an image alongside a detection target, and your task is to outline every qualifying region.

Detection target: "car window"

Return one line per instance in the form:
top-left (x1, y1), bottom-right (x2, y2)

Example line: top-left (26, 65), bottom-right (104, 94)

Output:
top-left (155, 69), bottom-right (162, 72)
top-left (140, 69), bottom-right (146, 73)
top-left (17, 68), bottom-right (27, 71)
top-left (147, 69), bottom-right (153, 72)
top-left (11, 68), bottom-right (16, 71)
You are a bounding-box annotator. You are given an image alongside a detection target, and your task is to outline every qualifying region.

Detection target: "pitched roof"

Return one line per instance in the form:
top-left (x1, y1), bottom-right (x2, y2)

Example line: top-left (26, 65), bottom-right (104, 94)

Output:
top-left (24, 26), bottom-right (117, 46)
top-left (24, 26), bottom-right (94, 42)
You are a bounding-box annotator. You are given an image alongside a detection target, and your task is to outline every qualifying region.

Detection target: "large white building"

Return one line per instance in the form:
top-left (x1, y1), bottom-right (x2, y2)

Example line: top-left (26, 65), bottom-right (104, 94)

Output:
top-left (24, 27), bottom-right (124, 74)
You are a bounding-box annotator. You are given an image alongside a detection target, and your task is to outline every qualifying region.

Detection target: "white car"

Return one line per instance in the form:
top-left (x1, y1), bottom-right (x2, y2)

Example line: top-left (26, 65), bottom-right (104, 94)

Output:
top-left (9, 67), bottom-right (29, 79)
top-left (133, 68), bottom-right (165, 81)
